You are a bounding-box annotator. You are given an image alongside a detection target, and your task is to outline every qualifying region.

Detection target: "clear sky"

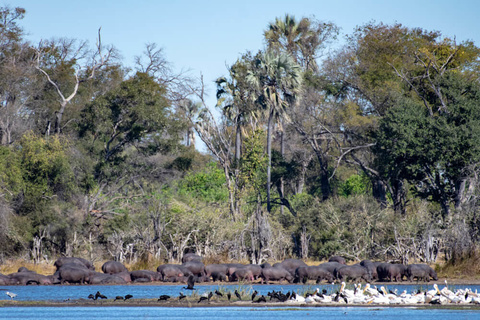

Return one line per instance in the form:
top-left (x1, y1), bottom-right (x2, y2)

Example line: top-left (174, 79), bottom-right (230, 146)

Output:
top-left (5, 0), bottom-right (480, 108)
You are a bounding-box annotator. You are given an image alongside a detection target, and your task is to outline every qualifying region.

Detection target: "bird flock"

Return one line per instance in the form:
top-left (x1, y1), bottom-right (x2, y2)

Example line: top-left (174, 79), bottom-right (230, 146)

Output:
top-left (70, 280), bottom-right (480, 306)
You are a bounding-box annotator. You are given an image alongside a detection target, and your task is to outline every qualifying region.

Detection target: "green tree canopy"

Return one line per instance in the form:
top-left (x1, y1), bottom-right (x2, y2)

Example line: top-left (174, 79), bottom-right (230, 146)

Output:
top-left (375, 73), bottom-right (480, 216)
top-left (79, 72), bottom-right (174, 180)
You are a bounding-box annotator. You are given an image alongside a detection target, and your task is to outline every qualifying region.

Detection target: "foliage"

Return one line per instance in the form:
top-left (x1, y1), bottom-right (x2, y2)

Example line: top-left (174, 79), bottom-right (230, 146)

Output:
top-left (178, 162), bottom-right (229, 203)
top-left (338, 173), bottom-right (371, 197)
top-left (375, 74), bottom-right (480, 215)
top-left (0, 146), bottom-right (24, 199)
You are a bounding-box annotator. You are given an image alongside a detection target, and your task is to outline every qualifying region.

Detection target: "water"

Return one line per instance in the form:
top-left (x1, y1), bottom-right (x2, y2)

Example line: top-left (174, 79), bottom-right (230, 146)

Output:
top-left (1, 306), bottom-right (480, 320)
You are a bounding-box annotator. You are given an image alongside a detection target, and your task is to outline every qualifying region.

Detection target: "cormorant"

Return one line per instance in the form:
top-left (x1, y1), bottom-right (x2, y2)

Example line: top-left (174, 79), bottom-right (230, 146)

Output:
top-left (114, 296), bottom-right (124, 301)
top-left (227, 292), bottom-right (231, 301)
top-left (215, 290), bottom-right (223, 297)
top-left (235, 290), bottom-right (242, 300)
top-left (179, 292), bottom-right (187, 300)
top-left (184, 275), bottom-right (195, 290)
top-left (124, 294), bottom-right (133, 300)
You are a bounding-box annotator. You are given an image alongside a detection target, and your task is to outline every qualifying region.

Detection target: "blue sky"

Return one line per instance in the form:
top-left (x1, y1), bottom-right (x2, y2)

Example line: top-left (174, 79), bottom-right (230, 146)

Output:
top-left (6, 0), bottom-right (480, 108)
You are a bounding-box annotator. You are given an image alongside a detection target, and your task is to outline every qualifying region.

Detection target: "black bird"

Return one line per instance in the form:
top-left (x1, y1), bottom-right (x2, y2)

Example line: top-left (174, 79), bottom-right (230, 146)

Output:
top-left (234, 290), bottom-right (242, 300)
top-left (215, 290), bottom-right (223, 297)
top-left (114, 296), bottom-right (124, 301)
top-left (158, 295), bottom-right (170, 301)
top-left (184, 275), bottom-right (195, 290)
top-left (291, 292), bottom-right (297, 300)
top-left (124, 294), bottom-right (133, 300)
top-left (251, 290), bottom-right (258, 301)
top-left (278, 293), bottom-right (288, 302)
top-left (208, 291), bottom-right (213, 301)
top-left (267, 291), bottom-right (274, 300)
top-left (95, 291), bottom-right (107, 300)
top-left (334, 291), bottom-right (340, 302)
top-left (227, 292), bottom-right (231, 301)
top-left (88, 294), bottom-right (95, 300)
top-left (198, 296), bottom-right (208, 303)
top-left (179, 292), bottom-right (187, 300)
top-left (253, 295), bottom-right (267, 303)
top-left (322, 289), bottom-right (327, 295)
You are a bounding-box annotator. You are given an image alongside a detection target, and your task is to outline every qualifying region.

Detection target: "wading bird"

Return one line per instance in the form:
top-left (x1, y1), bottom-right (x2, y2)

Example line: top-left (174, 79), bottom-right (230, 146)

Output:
top-left (6, 292), bottom-right (17, 300)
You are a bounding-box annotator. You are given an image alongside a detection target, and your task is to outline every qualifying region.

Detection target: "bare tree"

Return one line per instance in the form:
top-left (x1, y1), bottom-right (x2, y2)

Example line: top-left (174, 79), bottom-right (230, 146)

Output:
top-left (182, 76), bottom-right (238, 221)
top-left (134, 42), bottom-right (196, 103)
top-left (0, 6), bottom-right (36, 145)
top-left (35, 29), bottom-right (115, 135)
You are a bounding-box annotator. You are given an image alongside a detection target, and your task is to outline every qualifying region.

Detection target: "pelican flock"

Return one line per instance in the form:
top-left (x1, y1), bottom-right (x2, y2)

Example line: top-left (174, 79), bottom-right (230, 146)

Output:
top-left (276, 281), bottom-right (480, 305)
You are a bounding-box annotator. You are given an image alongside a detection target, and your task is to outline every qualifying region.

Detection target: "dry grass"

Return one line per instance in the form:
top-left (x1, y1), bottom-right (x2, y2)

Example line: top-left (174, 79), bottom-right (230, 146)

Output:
top-left (437, 252), bottom-right (480, 279)
top-left (0, 259), bottom-right (56, 275)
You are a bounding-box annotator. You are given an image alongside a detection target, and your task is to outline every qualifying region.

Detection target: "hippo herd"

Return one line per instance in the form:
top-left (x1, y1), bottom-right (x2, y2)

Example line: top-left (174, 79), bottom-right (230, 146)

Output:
top-left (0, 254), bottom-right (437, 286)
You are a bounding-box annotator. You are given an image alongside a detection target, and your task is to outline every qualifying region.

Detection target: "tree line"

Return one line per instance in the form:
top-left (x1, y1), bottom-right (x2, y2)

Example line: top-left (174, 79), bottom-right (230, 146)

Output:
top-left (1, 7), bottom-right (480, 266)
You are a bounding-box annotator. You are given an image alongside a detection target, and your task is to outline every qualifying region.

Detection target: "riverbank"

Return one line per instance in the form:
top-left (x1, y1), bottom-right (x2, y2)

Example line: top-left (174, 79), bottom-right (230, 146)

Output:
top-left (2, 298), bottom-right (480, 309)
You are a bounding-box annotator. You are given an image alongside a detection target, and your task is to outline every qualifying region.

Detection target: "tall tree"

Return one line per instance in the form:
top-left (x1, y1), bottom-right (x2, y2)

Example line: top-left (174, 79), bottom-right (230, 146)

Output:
top-left (246, 50), bottom-right (303, 212)
top-left (216, 53), bottom-right (258, 215)
top-left (375, 74), bottom-right (480, 217)
top-left (265, 14), bottom-right (338, 203)
top-left (326, 22), bottom-right (480, 214)
top-left (264, 14), bottom-right (338, 71)
top-left (78, 72), bottom-right (175, 215)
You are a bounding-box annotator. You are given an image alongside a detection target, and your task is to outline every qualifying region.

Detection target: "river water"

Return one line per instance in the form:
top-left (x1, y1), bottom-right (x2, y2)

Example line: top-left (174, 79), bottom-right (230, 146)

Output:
top-left (1, 283), bottom-right (480, 319)
top-left (1, 306), bottom-right (480, 320)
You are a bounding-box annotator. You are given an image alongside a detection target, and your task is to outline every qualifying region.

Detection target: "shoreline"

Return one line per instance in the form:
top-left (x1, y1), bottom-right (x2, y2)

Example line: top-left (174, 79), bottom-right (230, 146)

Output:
top-left (2, 299), bottom-right (480, 309)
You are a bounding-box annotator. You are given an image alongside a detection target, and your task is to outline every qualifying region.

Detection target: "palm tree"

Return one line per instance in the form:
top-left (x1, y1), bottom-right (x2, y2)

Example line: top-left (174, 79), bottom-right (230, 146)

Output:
top-left (216, 57), bottom-right (258, 215)
top-left (179, 99), bottom-right (200, 148)
top-left (216, 57), bottom-right (257, 162)
top-left (264, 14), bottom-right (337, 72)
top-left (246, 50), bottom-right (303, 212)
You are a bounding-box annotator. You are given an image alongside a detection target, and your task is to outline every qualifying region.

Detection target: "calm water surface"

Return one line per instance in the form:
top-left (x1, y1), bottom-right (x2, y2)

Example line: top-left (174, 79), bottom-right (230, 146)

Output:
top-left (1, 306), bottom-right (480, 320)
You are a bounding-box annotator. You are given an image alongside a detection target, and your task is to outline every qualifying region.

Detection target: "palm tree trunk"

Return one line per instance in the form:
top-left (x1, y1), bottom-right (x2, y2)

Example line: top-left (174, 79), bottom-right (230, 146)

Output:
top-left (234, 121), bottom-right (241, 215)
top-left (267, 109), bottom-right (274, 213)
top-left (280, 125), bottom-right (285, 215)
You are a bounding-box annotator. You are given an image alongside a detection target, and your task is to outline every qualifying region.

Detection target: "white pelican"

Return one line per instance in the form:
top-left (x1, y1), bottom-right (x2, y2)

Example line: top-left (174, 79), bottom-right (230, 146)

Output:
top-left (292, 293), bottom-right (305, 303)
top-left (339, 281), bottom-right (355, 299)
